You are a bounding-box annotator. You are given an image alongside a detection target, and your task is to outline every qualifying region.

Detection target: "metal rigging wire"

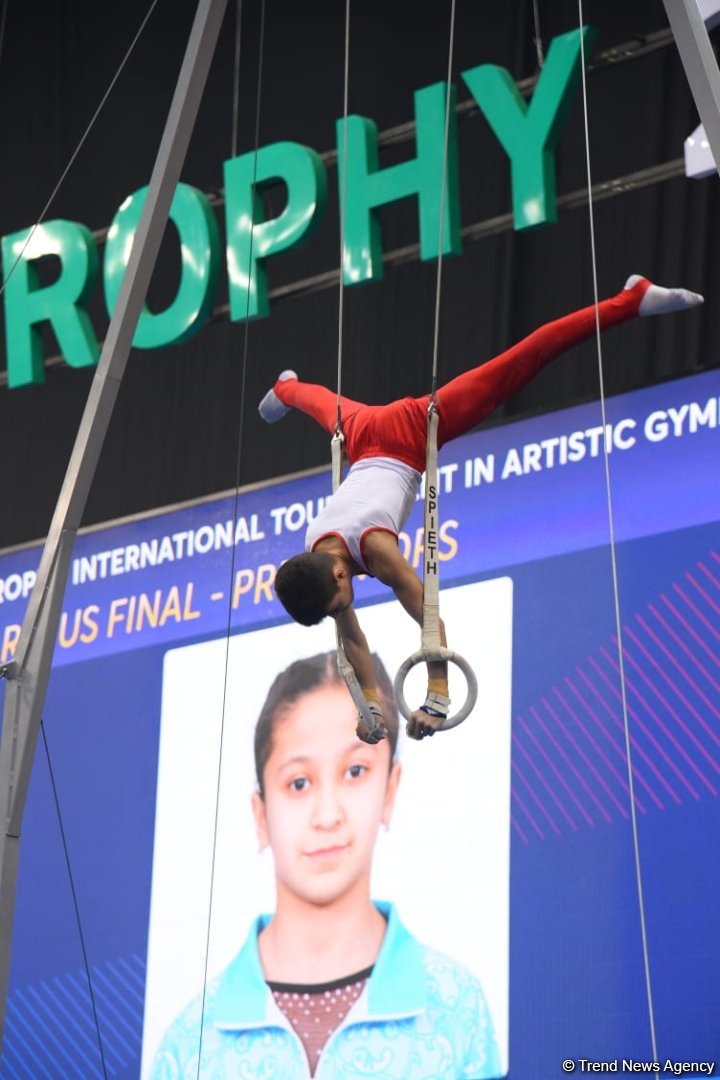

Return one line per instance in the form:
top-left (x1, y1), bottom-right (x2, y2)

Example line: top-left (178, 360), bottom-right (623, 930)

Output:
top-left (40, 721), bottom-right (109, 1077)
top-left (335, 0), bottom-right (351, 430)
top-left (577, 0), bottom-right (658, 1062)
top-left (0, 3), bottom-right (166, 1073)
top-left (430, 0), bottom-right (457, 398)
top-left (0, 0), bottom-right (163, 304)
top-left (196, 0), bottom-right (266, 1072)
top-left (532, 0), bottom-right (545, 69)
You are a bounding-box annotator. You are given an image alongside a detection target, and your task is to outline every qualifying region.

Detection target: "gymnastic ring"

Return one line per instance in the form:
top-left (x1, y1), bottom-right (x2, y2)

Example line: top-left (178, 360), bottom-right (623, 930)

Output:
top-left (393, 647), bottom-right (478, 731)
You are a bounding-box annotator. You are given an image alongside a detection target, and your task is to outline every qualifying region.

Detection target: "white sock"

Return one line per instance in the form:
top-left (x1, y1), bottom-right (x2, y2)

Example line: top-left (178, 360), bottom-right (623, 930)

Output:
top-left (257, 369), bottom-right (298, 423)
top-left (625, 274), bottom-right (704, 317)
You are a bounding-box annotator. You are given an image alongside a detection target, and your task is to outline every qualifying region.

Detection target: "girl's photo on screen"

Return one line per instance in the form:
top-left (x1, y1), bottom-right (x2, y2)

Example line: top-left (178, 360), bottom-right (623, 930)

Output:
top-left (141, 578), bottom-right (512, 1078)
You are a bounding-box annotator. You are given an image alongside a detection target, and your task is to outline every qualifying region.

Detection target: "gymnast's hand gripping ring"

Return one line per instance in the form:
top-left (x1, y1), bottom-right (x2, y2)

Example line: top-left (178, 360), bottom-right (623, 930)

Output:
top-left (393, 646), bottom-right (478, 731)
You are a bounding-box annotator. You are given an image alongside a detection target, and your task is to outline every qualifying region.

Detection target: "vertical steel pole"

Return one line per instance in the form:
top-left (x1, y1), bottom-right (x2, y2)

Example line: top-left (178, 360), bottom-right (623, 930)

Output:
top-left (0, 0), bottom-right (228, 1057)
top-left (664, 0), bottom-right (720, 175)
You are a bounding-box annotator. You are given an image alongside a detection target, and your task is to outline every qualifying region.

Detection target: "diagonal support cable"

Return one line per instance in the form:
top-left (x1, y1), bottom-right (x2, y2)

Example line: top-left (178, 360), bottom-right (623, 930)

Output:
top-left (0, 0), bottom-right (228, 1056)
top-left (577, 0), bottom-right (657, 1061)
top-left (40, 720), bottom-right (108, 1078)
top-left (196, 0), bottom-right (266, 1068)
top-left (0, 0), bottom-right (163, 304)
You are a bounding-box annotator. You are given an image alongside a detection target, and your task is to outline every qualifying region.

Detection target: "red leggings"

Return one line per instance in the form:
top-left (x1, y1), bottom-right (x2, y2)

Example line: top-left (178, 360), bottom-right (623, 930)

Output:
top-left (274, 279), bottom-right (648, 473)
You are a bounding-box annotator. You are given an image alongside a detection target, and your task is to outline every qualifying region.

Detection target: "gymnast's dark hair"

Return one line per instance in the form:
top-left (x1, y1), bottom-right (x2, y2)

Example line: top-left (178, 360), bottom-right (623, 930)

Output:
top-left (254, 651), bottom-right (398, 796)
top-left (274, 552), bottom-right (338, 626)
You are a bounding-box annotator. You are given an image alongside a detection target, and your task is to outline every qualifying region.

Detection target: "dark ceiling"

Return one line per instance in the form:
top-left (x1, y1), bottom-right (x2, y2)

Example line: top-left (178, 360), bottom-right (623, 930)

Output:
top-left (0, 0), bottom-right (715, 549)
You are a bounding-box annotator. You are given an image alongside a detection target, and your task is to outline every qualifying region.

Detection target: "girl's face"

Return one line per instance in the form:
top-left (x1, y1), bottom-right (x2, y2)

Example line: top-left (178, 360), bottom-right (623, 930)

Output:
top-left (252, 683), bottom-right (400, 909)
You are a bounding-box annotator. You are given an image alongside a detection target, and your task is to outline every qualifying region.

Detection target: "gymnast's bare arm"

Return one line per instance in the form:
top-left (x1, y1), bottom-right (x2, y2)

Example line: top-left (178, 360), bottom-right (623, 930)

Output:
top-left (334, 605), bottom-right (376, 691)
top-left (363, 531), bottom-right (447, 648)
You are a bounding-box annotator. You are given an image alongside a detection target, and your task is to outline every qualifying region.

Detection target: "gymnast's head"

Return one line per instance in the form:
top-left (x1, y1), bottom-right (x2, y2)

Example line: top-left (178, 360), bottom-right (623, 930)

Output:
top-left (274, 552), bottom-right (354, 625)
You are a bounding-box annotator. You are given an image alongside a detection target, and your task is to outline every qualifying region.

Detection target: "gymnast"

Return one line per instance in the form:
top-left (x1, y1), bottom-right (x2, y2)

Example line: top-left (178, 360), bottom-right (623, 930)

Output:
top-left (260, 276), bottom-right (703, 743)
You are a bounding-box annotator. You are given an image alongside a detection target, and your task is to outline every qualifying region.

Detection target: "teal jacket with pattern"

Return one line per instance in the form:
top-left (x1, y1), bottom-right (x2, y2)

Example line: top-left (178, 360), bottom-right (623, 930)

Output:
top-left (150, 901), bottom-right (502, 1080)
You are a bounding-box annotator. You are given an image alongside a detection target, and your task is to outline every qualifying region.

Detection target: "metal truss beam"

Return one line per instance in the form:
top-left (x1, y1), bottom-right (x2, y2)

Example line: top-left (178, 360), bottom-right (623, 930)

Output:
top-left (0, 0), bottom-right (228, 1056)
top-left (664, 0), bottom-right (720, 177)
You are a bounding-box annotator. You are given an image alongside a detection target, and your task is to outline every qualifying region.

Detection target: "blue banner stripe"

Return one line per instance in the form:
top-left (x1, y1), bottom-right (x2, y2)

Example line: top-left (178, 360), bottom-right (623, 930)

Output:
top-left (92, 967), bottom-right (144, 1032)
top-left (0, 1045), bottom-right (23, 1079)
top-left (106, 959), bottom-right (146, 1011)
top-left (5, 997), bottom-right (60, 1079)
top-left (86, 974), bottom-right (142, 1050)
top-left (50, 976), bottom-right (118, 1071)
top-left (65, 972), bottom-right (129, 1066)
top-left (24, 985), bottom-right (100, 1078)
top-left (0, 369), bottom-right (717, 669)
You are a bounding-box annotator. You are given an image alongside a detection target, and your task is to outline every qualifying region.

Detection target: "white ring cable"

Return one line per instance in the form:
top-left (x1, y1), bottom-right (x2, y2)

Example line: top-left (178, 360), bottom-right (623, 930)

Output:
top-left (577, 2), bottom-right (658, 1061)
top-left (430, 0), bottom-right (457, 396)
top-left (197, 0), bottom-right (268, 1070)
top-left (330, 0), bottom-right (387, 743)
top-left (394, 0), bottom-right (478, 733)
top-left (335, 0), bottom-right (351, 427)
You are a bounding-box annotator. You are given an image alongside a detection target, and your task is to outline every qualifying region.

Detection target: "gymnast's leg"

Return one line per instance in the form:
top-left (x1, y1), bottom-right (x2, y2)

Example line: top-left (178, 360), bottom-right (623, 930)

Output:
top-left (259, 370), bottom-right (364, 432)
top-left (433, 276), bottom-right (703, 447)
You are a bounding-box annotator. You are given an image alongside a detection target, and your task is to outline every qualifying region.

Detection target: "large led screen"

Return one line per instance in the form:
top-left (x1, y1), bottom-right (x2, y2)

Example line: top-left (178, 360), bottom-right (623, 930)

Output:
top-left (0, 368), bottom-right (718, 1078)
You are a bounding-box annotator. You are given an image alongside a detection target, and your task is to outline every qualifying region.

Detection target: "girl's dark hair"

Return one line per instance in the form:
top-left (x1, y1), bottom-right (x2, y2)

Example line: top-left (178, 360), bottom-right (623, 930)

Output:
top-left (254, 651), bottom-right (398, 795)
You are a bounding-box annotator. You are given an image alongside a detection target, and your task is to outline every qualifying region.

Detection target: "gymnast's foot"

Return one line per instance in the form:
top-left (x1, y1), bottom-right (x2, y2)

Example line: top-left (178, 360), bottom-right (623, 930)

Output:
top-left (258, 370), bottom-right (297, 422)
top-left (625, 275), bottom-right (704, 316)
top-left (406, 692), bottom-right (450, 741)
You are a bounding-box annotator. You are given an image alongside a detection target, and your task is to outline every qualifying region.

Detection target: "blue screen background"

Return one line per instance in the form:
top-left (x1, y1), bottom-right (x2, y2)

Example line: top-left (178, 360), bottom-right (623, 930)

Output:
top-left (1, 371), bottom-right (718, 1078)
